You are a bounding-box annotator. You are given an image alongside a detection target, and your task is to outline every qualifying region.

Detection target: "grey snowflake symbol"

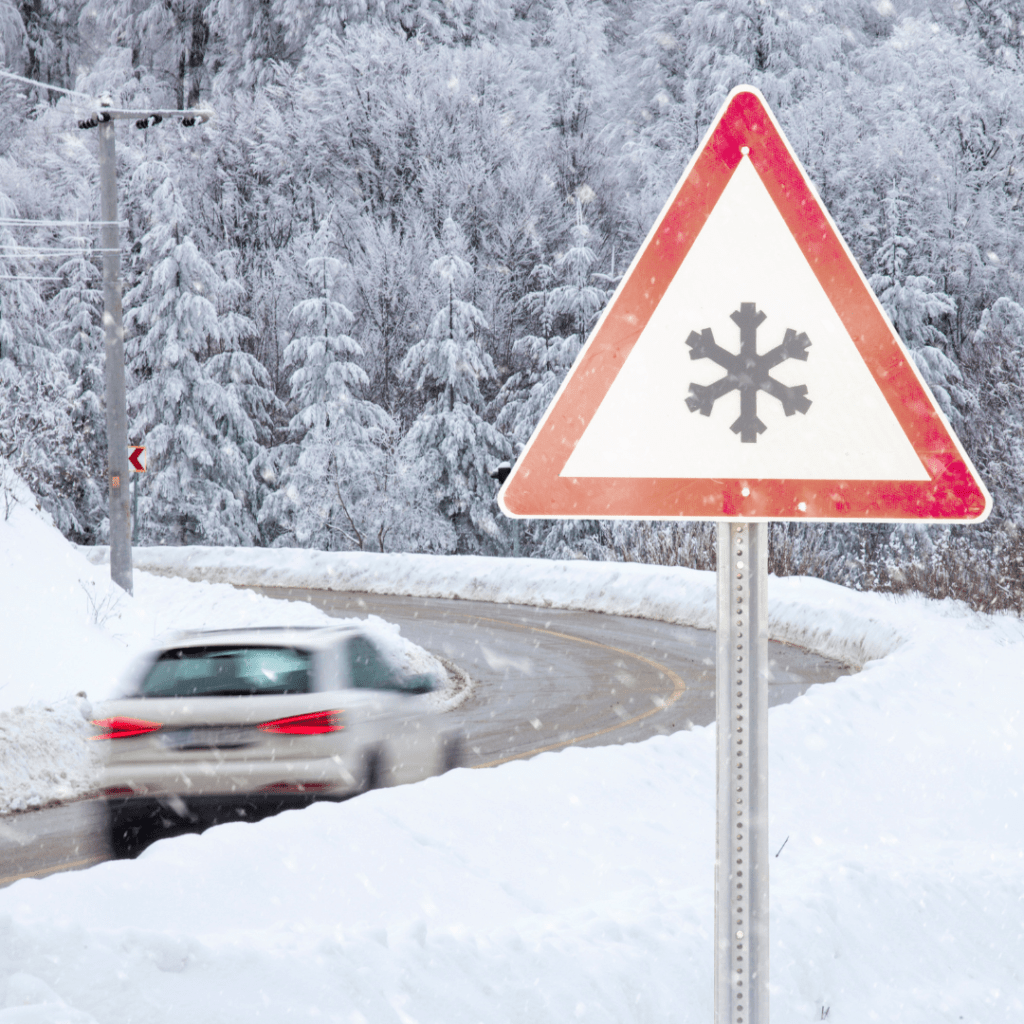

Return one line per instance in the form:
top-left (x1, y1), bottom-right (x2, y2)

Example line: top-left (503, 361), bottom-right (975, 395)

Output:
top-left (684, 302), bottom-right (812, 443)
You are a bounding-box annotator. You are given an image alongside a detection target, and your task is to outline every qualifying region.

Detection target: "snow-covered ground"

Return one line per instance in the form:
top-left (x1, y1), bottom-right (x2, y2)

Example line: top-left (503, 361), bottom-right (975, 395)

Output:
top-left (2, 495), bottom-right (1024, 1020)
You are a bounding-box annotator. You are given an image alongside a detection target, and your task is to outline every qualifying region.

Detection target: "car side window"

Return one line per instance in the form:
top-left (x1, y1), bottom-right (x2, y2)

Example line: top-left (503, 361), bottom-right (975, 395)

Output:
top-left (347, 636), bottom-right (399, 690)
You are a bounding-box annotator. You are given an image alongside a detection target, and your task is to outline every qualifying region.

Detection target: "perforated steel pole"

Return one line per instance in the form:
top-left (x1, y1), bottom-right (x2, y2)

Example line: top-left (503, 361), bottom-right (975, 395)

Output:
top-left (715, 522), bottom-right (769, 1024)
top-left (97, 110), bottom-right (132, 594)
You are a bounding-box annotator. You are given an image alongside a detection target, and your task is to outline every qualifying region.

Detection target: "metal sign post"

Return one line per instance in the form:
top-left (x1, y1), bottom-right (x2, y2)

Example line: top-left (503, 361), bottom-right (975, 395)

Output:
top-left (715, 522), bottom-right (769, 1024)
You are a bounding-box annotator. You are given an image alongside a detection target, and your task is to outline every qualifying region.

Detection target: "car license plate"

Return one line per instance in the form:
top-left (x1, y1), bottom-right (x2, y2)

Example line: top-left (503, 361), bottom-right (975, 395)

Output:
top-left (159, 727), bottom-right (258, 750)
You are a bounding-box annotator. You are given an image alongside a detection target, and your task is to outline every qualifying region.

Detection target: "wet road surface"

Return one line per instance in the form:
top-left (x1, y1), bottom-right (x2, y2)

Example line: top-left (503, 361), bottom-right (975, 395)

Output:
top-left (258, 588), bottom-right (848, 765)
top-left (0, 587), bottom-right (849, 885)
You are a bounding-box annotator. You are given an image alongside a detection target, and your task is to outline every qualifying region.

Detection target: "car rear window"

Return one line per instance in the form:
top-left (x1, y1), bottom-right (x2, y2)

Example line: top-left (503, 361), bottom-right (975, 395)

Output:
top-left (139, 646), bottom-right (312, 698)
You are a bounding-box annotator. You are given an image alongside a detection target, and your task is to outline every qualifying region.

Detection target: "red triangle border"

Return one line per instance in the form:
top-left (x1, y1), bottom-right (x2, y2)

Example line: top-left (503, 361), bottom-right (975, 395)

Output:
top-left (500, 88), bottom-right (990, 523)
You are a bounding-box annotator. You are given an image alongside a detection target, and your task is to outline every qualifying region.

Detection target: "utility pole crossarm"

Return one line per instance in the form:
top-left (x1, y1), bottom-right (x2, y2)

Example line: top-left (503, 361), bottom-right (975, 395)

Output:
top-left (78, 106), bottom-right (213, 130)
top-left (89, 108), bottom-right (212, 120)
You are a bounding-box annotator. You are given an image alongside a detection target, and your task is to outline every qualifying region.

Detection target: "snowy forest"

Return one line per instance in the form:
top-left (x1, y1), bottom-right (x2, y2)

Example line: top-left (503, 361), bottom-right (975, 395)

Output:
top-left (1, 0), bottom-right (1023, 610)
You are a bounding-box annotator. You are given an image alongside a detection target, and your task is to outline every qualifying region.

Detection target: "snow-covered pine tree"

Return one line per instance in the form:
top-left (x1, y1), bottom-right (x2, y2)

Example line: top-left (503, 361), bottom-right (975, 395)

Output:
top-left (52, 234), bottom-right (107, 541)
top-left (17, 0), bottom-right (88, 90)
top-left (101, 0), bottom-right (211, 108)
top-left (125, 165), bottom-right (263, 545)
top-left (958, 0), bottom-right (1024, 62)
top-left (497, 200), bottom-right (606, 445)
top-left (0, 189), bottom-right (94, 535)
top-left (346, 215), bottom-right (430, 415)
top-left (541, 1), bottom-right (610, 207)
top-left (400, 218), bottom-right (510, 553)
top-left (956, 297), bottom-right (1024, 605)
top-left (0, 191), bottom-right (50, 370)
top-left (0, 359), bottom-right (87, 534)
top-left (868, 180), bottom-right (965, 427)
top-left (260, 252), bottom-right (393, 550)
top-left (496, 201), bottom-right (609, 558)
top-left (204, 270), bottom-right (286, 542)
top-left (962, 298), bottom-right (1024, 526)
top-left (207, 0), bottom-right (315, 89)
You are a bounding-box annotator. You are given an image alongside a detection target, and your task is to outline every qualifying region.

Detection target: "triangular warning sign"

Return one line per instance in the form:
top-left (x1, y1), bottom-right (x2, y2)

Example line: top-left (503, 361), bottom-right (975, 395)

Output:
top-left (499, 87), bottom-right (990, 522)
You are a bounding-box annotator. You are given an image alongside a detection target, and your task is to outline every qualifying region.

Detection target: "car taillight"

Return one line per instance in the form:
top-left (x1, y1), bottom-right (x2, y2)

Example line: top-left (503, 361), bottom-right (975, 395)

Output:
top-left (90, 717), bottom-right (163, 740)
top-left (257, 710), bottom-right (344, 735)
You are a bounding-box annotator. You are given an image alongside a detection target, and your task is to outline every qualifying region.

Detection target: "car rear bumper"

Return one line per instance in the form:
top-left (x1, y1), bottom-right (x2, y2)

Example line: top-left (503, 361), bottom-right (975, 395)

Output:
top-left (100, 755), bottom-right (361, 799)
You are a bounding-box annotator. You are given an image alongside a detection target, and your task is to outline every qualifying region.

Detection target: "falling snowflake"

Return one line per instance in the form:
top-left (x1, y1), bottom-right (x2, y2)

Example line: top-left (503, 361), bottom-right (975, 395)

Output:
top-left (685, 302), bottom-right (812, 442)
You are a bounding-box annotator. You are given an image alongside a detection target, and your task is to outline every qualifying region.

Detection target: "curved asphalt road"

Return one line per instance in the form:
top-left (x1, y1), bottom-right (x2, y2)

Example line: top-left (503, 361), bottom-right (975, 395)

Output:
top-left (0, 587), bottom-right (849, 886)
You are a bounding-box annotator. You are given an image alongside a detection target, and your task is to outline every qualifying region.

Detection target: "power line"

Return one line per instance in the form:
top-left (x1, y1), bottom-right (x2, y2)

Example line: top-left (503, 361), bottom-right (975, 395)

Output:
top-left (0, 244), bottom-right (111, 250)
top-left (0, 249), bottom-right (119, 258)
top-left (0, 219), bottom-right (125, 228)
top-left (0, 67), bottom-right (92, 100)
top-left (0, 241), bottom-right (108, 247)
top-left (0, 243), bottom-right (107, 249)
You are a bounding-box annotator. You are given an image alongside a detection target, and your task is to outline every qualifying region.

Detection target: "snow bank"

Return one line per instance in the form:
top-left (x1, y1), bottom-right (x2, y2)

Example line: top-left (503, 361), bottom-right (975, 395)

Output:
top-left (1, 590), bottom-right (1022, 1022)
top-left (0, 497), bottom-right (449, 812)
top-left (87, 544), bottom-right (906, 668)
top-left (0, 699), bottom-right (99, 814)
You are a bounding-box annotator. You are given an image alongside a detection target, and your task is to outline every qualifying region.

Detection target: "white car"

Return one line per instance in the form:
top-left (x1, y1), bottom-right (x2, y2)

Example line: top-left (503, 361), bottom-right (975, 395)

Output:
top-left (92, 625), bottom-right (462, 856)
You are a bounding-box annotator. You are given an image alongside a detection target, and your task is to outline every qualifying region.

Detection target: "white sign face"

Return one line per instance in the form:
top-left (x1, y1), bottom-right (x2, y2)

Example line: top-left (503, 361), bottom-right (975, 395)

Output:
top-left (560, 157), bottom-right (928, 482)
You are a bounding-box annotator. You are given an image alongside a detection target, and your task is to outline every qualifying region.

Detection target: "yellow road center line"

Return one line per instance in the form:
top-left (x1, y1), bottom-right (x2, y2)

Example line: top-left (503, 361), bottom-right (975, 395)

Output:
top-left (469, 615), bottom-right (687, 769)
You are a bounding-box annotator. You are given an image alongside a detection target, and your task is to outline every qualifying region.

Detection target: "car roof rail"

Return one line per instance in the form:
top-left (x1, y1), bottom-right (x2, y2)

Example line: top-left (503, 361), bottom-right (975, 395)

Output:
top-left (166, 624), bottom-right (359, 641)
